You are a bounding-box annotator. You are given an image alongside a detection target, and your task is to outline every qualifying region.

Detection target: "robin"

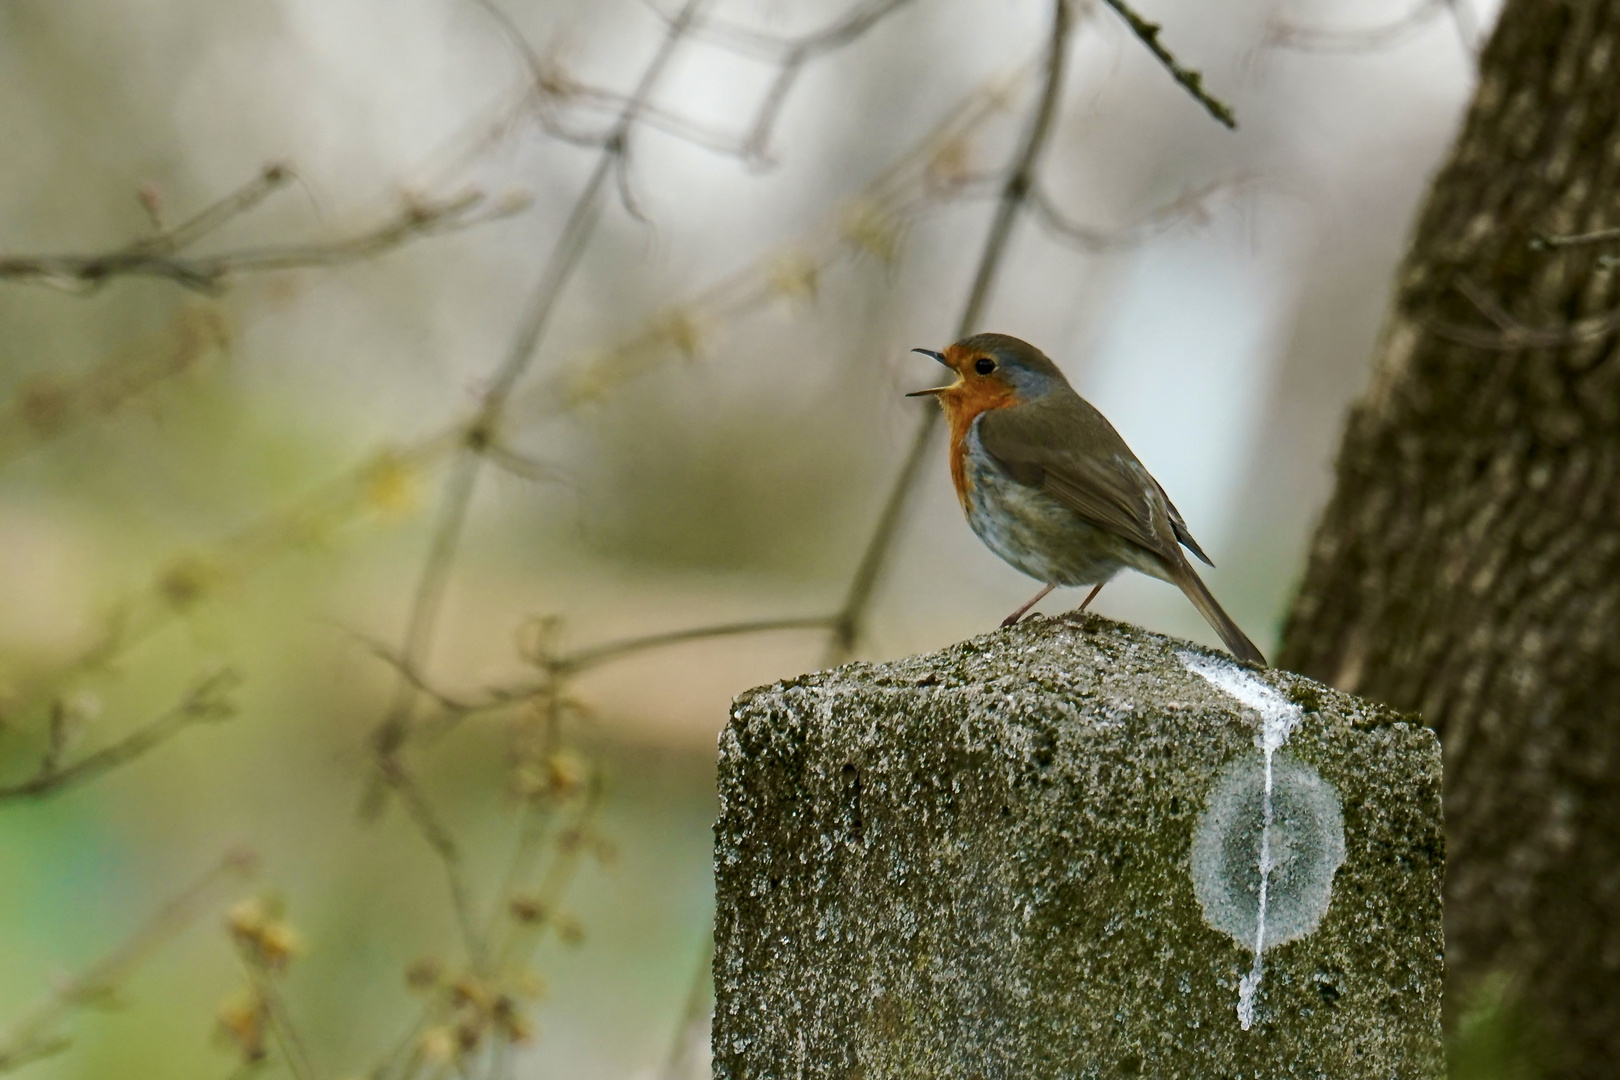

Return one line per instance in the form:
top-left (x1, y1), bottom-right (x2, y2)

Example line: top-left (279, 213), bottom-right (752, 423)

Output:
top-left (908, 332), bottom-right (1266, 666)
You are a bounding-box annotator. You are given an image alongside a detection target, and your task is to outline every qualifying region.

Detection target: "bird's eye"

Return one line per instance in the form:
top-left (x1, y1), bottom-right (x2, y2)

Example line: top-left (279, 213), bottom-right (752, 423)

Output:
top-left (973, 357), bottom-right (996, 376)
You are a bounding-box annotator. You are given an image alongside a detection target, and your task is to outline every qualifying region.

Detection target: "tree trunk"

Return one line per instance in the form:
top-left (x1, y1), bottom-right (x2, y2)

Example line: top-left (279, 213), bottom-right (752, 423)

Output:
top-left (1278, 0), bottom-right (1620, 1074)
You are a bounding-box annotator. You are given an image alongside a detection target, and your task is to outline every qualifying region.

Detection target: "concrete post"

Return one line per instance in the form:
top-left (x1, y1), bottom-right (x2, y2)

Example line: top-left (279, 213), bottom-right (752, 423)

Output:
top-left (713, 614), bottom-right (1443, 1078)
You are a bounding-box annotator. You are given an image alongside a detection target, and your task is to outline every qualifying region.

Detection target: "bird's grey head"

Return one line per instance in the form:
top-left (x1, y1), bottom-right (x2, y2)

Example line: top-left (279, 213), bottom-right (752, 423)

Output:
top-left (910, 332), bottom-right (1072, 401)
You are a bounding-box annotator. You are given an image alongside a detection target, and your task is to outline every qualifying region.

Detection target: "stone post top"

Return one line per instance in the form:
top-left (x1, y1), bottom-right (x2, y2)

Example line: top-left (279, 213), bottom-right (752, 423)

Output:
top-left (730, 613), bottom-right (1418, 741)
top-left (715, 613), bottom-right (1444, 1079)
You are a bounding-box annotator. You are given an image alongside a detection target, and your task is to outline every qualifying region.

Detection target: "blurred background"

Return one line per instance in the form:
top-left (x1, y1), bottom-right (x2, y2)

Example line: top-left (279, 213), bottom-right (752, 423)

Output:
top-left (0, 0), bottom-right (1496, 1077)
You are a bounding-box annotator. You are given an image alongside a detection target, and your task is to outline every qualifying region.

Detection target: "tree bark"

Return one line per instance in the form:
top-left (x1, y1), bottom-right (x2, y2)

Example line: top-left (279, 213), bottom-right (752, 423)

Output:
top-left (1278, 1), bottom-right (1620, 1072)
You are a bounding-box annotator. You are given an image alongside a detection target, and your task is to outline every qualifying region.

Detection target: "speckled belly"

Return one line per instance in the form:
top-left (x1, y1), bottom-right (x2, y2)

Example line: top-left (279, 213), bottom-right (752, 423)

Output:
top-left (959, 422), bottom-right (1166, 587)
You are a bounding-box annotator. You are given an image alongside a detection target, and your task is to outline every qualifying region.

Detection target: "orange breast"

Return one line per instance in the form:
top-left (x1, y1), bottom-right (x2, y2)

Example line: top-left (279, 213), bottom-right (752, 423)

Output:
top-left (940, 378), bottom-right (1016, 510)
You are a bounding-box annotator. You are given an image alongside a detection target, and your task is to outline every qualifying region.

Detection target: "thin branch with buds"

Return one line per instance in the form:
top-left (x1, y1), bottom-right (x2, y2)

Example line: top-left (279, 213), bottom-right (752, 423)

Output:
top-left (0, 186), bottom-right (528, 295)
top-left (364, 0), bottom-right (940, 844)
top-left (4, 67), bottom-right (1010, 736)
top-left (0, 669), bottom-right (240, 802)
top-left (0, 850), bottom-right (256, 1073)
top-left (0, 303), bottom-right (231, 466)
top-left (1099, 0), bottom-right (1236, 128)
top-left (365, 0), bottom-right (714, 810)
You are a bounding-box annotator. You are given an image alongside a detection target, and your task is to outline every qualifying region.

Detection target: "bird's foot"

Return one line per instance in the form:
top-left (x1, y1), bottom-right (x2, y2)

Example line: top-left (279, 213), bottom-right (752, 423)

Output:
top-left (1000, 583), bottom-right (1057, 629)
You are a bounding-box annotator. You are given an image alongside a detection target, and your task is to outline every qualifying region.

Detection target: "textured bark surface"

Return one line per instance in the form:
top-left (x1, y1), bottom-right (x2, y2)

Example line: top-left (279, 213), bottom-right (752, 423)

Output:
top-left (715, 615), bottom-right (1444, 1078)
top-left (1278, 0), bottom-right (1620, 1071)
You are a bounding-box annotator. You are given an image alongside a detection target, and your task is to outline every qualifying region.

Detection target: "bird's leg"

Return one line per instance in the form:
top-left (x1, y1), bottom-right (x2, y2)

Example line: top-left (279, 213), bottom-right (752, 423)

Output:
top-left (1000, 583), bottom-right (1057, 628)
top-left (1073, 582), bottom-right (1105, 614)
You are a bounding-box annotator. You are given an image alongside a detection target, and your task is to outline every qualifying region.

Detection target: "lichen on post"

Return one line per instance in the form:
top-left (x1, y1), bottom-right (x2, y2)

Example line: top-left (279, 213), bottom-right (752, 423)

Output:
top-left (713, 614), bottom-right (1443, 1078)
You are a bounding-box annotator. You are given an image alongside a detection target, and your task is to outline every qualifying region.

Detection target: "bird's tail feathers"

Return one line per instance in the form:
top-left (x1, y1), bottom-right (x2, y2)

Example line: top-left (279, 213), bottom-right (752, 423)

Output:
top-left (1169, 559), bottom-right (1267, 667)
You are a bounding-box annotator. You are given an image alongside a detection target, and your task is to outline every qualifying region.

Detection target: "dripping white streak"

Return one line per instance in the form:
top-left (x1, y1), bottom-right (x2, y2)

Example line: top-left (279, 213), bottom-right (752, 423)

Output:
top-left (1236, 743), bottom-right (1277, 1030)
top-left (1181, 652), bottom-right (1304, 1032)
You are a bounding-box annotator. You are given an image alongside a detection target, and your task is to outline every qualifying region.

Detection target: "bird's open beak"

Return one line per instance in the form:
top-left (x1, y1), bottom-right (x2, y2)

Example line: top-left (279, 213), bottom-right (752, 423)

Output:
top-left (907, 347), bottom-right (953, 396)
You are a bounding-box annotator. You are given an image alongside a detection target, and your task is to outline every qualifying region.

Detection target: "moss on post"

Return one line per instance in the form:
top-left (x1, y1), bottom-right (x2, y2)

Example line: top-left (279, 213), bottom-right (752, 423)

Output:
top-left (714, 614), bottom-right (1443, 1078)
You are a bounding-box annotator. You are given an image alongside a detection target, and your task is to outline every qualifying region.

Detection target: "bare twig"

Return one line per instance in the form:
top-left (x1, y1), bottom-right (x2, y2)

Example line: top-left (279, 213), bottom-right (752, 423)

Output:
top-left (358, 638), bottom-right (541, 721)
top-left (0, 669), bottom-right (239, 802)
top-left (0, 303), bottom-right (231, 467)
top-left (555, 615), bottom-right (837, 674)
top-left (361, 615), bottom-right (836, 739)
top-left (1442, 0), bottom-right (1481, 59)
top-left (0, 189), bottom-right (526, 295)
top-left (491, 770), bottom-right (605, 970)
top-left (473, 0), bottom-right (766, 159)
top-left (1263, 0), bottom-right (1465, 57)
top-left (705, 0), bottom-right (923, 161)
top-left (150, 165), bottom-right (298, 252)
top-left (689, 0), bottom-right (934, 164)
top-left (1532, 225), bottom-right (1620, 250)
top-left (1428, 277), bottom-right (1620, 350)
top-left (366, 1), bottom-right (713, 811)
top-left (480, 442), bottom-right (569, 485)
top-left (1031, 177), bottom-right (1250, 251)
top-left (829, 0), bottom-right (1075, 661)
top-left (238, 964), bottom-right (318, 1080)
top-left (381, 755), bottom-right (490, 972)
top-left (0, 850), bottom-right (256, 1072)
top-left (1098, 0), bottom-right (1236, 128)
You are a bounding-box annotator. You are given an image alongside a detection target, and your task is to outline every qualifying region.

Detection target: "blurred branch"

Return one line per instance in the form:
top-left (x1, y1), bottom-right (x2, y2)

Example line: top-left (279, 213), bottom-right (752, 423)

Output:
top-left (2, 438), bottom-right (457, 730)
top-left (468, 0), bottom-right (620, 149)
top-left (380, 754), bottom-right (490, 972)
top-left (521, 85), bottom-right (1014, 417)
top-left (0, 304), bottom-right (231, 467)
top-left (1532, 225), bottom-right (1620, 250)
top-left (1031, 176), bottom-right (1251, 251)
top-left (356, 760), bottom-right (604, 1080)
top-left (829, 0), bottom-right (1075, 661)
top-left (1098, 0), bottom-right (1236, 128)
top-left (362, 614), bottom-right (835, 732)
top-left (686, 0), bottom-right (922, 161)
top-left (0, 850), bottom-right (255, 1072)
top-left (8, 69), bottom-right (1011, 735)
top-left (358, 640), bottom-right (535, 719)
top-left (1427, 277), bottom-right (1620, 350)
top-left (476, 0), bottom-right (761, 170)
top-left (657, 927), bottom-right (714, 1080)
top-left (490, 768), bottom-right (605, 970)
top-left (0, 188), bottom-right (528, 295)
top-left (670, 0), bottom-right (915, 55)
top-left (480, 442), bottom-right (569, 485)
top-left (1264, 0), bottom-right (1470, 57)
top-left (554, 615), bottom-right (837, 673)
top-left (0, 669), bottom-right (239, 803)
top-left (365, 0), bottom-right (713, 810)
top-left (150, 164), bottom-right (298, 251)
top-left (234, 957), bottom-right (317, 1080)
top-left (1443, 0), bottom-right (1481, 58)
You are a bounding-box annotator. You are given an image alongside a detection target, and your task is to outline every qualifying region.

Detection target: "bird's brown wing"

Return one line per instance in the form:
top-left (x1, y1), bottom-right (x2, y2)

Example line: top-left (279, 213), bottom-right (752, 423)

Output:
top-left (1157, 483), bottom-right (1214, 566)
top-left (976, 392), bottom-right (1187, 566)
top-left (979, 390), bottom-right (1261, 665)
